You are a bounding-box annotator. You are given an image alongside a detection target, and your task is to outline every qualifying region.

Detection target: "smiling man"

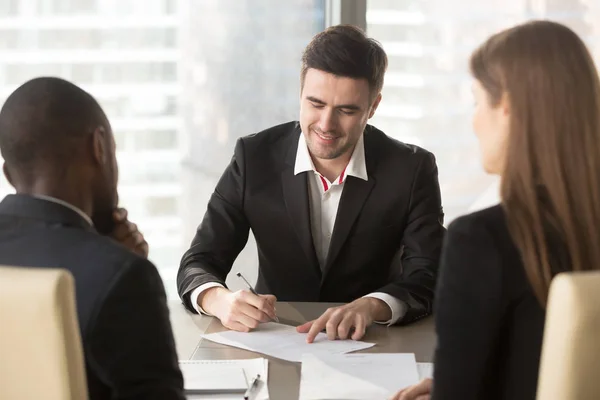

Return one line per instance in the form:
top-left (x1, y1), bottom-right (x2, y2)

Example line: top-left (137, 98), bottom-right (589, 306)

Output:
top-left (177, 25), bottom-right (445, 341)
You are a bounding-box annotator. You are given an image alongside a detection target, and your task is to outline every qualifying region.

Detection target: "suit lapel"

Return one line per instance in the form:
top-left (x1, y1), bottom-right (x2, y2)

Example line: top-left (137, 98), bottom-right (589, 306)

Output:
top-left (281, 125), bottom-right (321, 278)
top-left (323, 175), bottom-right (375, 277)
top-left (281, 169), bottom-right (321, 278)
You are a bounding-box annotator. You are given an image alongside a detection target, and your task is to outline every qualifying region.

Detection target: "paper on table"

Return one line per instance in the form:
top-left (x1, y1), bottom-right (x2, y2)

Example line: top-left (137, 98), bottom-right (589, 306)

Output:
top-left (179, 364), bottom-right (246, 393)
top-left (417, 362), bottom-right (434, 380)
top-left (180, 358), bottom-right (269, 400)
top-left (201, 322), bottom-right (375, 363)
top-left (299, 353), bottom-right (420, 400)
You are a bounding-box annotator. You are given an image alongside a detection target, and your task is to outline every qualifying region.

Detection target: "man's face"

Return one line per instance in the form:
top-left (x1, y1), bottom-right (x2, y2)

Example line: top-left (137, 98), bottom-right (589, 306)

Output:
top-left (299, 68), bottom-right (381, 162)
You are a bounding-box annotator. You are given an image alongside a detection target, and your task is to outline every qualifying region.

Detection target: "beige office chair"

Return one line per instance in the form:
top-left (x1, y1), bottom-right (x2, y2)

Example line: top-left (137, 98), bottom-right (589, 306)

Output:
top-left (537, 271), bottom-right (600, 400)
top-left (0, 265), bottom-right (88, 400)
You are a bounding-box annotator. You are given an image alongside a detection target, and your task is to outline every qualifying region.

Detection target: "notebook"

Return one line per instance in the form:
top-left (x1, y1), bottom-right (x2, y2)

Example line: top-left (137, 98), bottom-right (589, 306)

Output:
top-left (179, 362), bottom-right (247, 393)
top-left (179, 358), bottom-right (269, 399)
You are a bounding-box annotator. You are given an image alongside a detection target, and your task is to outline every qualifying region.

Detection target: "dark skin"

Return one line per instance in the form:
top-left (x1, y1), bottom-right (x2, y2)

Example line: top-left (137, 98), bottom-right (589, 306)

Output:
top-left (110, 208), bottom-right (148, 258)
top-left (3, 127), bottom-right (148, 258)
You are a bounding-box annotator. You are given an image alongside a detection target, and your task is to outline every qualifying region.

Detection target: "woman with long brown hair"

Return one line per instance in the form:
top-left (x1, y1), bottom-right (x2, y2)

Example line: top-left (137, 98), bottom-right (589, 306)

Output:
top-left (391, 20), bottom-right (600, 400)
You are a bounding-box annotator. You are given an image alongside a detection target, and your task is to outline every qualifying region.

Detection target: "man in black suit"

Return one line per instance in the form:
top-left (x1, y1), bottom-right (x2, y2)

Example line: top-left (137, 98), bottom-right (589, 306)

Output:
top-left (0, 77), bottom-right (185, 400)
top-left (178, 25), bottom-right (445, 342)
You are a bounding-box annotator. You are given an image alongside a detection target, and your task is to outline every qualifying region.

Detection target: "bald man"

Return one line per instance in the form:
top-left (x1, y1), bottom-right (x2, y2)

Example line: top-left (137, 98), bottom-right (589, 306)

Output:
top-left (0, 77), bottom-right (185, 400)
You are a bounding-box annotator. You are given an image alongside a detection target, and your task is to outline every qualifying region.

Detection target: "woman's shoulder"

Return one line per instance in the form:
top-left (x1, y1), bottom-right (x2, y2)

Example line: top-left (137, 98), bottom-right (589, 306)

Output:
top-left (446, 204), bottom-right (524, 282)
top-left (449, 204), bottom-right (507, 235)
top-left (447, 204), bottom-right (520, 263)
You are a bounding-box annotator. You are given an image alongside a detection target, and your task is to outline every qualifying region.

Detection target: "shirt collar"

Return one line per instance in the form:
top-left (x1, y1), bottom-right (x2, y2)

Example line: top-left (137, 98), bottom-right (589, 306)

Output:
top-left (294, 132), bottom-right (368, 182)
top-left (32, 194), bottom-right (94, 227)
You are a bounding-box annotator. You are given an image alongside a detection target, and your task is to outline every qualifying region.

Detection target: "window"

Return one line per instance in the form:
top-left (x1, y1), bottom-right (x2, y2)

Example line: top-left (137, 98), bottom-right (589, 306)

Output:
top-left (146, 196), bottom-right (178, 216)
top-left (0, 0), bottom-right (18, 16)
top-left (134, 130), bottom-right (178, 150)
top-left (36, 28), bottom-right (176, 49)
top-left (0, 0), bottom-right (326, 299)
top-left (39, 0), bottom-right (96, 14)
top-left (366, 0), bottom-right (600, 222)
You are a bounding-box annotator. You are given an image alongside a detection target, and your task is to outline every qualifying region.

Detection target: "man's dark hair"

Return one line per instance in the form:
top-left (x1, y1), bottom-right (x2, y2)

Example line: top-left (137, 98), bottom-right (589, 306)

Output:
top-left (300, 24), bottom-right (388, 96)
top-left (0, 77), bottom-right (107, 183)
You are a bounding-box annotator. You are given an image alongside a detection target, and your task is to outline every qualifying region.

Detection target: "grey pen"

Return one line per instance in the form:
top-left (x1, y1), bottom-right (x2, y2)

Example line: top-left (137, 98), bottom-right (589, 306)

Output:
top-left (244, 374), bottom-right (260, 400)
top-left (236, 272), bottom-right (279, 322)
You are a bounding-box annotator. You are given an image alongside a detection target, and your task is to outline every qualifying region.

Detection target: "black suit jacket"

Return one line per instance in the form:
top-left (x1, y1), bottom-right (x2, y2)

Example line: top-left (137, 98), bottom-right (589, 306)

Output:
top-left (432, 205), bottom-right (546, 400)
top-left (0, 195), bottom-right (184, 400)
top-left (178, 121), bottom-right (445, 323)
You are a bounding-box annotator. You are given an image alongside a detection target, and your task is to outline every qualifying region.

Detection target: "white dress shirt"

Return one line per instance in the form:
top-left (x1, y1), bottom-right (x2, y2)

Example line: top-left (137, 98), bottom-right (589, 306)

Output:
top-left (192, 133), bottom-right (407, 324)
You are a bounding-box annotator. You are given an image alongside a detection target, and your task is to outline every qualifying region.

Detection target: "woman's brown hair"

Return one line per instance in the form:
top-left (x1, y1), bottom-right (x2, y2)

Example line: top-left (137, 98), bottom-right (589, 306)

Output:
top-left (470, 20), bottom-right (600, 306)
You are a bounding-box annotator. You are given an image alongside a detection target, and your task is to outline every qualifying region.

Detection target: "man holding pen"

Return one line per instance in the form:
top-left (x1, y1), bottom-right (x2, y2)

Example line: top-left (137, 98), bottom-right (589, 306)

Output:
top-left (177, 25), bottom-right (444, 342)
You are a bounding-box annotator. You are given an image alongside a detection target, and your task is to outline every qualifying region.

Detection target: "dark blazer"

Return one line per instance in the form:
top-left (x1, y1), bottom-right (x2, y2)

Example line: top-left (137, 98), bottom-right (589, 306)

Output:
top-left (433, 205), bottom-right (546, 400)
top-left (0, 194), bottom-right (184, 400)
top-left (178, 121), bottom-right (445, 323)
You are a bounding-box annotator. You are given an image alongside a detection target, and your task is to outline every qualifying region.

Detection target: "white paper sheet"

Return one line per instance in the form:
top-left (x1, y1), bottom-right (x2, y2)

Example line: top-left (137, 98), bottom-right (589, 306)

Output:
top-left (201, 322), bottom-right (375, 363)
top-left (181, 358), bottom-right (269, 400)
top-left (180, 364), bottom-right (246, 392)
top-left (417, 362), bottom-right (434, 380)
top-left (299, 353), bottom-right (420, 400)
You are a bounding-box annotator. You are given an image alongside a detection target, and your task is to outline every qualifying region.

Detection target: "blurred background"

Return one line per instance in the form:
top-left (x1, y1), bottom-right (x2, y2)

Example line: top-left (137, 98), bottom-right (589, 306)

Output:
top-left (0, 0), bottom-right (598, 298)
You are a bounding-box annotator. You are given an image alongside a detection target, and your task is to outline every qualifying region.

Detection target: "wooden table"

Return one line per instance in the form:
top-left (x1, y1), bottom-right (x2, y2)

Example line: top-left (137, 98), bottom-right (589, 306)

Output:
top-left (169, 300), bottom-right (436, 400)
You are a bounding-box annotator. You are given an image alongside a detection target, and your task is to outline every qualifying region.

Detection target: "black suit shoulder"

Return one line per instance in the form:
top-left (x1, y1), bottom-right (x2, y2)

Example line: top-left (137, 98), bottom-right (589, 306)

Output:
top-left (55, 231), bottom-right (185, 400)
top-left (433, 204), bottom-right (544, 400)
top-left (70, 232), bottom-right (160, 322)
top-left (447, 204), bottom-right (517, 264)
top-left (231, 121), bottom-right (301, 194)
top-left (0, 208), bottom-right (185, 400)
top-left (239, 121), bottom-right (299, 165)
top-left (68, 228), bottom-right (148, 273)
top-left (363, 125), bottom-right (438, 191)
top-left (84, 247), bottom-right (183, 400)
top-left (447, 204), bottom-right (504, 236)
top-left (30, 227), bottom-right (159, 328)
top-left (449, 203), bottom-right (505, 229)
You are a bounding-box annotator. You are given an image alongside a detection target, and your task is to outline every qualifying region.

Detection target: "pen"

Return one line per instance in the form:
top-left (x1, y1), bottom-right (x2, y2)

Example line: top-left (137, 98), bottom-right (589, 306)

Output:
top-left (236, 272), bottom-right (279, 322)
top-left (244, 374), bottom-right (261, 400)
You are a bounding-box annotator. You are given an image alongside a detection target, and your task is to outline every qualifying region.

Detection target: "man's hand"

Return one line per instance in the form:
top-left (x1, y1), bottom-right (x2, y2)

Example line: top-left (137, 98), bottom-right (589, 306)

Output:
top-left (109, 208), bottom-right (149, 258)
top-left (388, 378), bottom-right (432, 400)
top-left (200, 287), bottom-right (277, 332)
top-left (296, 297), bottom-right (391, 343)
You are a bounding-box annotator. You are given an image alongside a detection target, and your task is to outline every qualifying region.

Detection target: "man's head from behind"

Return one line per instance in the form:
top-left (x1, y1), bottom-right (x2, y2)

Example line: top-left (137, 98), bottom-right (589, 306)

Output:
top-left (299, 25), bottom-right (387, 162)
top-left (0, 77), bottom-right (118, 234)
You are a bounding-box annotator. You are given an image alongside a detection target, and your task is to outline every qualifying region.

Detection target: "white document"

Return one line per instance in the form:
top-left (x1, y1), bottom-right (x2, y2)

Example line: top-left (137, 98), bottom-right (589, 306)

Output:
top-left (201, 322), bottom-right (375, 363)
top-left (417, 362), bottom-right (434, 380)
top-left (299, 353), bottom-right (420, 400)
top-left (180, 363), bottom-right (246, 393)
top-left (180, 358), bottom-right (269, 400)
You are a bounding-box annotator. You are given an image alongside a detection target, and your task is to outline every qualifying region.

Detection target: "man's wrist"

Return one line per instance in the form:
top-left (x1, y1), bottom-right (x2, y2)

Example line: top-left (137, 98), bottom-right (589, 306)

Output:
top-left (360, 297), bottom-right (392, 322)
top-left (199, 286), bottom-right (229, 316)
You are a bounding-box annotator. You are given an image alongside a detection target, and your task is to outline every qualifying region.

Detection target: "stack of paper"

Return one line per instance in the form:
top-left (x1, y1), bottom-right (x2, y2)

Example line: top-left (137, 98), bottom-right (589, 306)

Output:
top-left (201, 322), bottom-right (374, 362)
top-left (179, 358), bottom-right (269, 400)
top-left (298, 353), bottom-right (420, 400)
